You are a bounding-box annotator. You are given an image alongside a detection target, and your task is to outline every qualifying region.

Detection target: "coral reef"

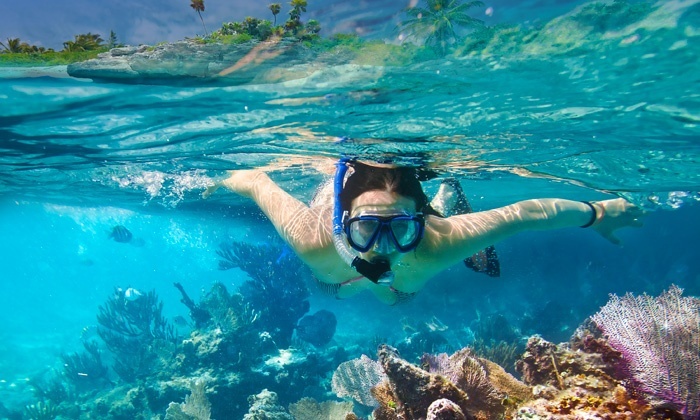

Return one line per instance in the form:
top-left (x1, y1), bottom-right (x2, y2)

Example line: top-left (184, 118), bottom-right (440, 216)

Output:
top-left (19, 240), bottom-right (344, 419)
top-left (514, 335), bottom-right (654, 419)
top-left (92, 384), bottom-right (150, 419)
top-left (29, 373), bottom-right (72, 406)
top-left (330, 314), bottom-right (691, 420)
top-left (332, 354), bottom-right (387, 407)
top-left (170, 248), bottom-right (348, 418)
top-left (23, 400), bottom-right (63, 420)
top-left (591, 285), bottom-right (700, 418)
top-left (331, 344), bottom-right (532, 419)
top-left (421, 348), bottom-right (531, 419)
top-left (96, 287), bottom-right (177, 382)
top-left (426, 398), bottom-right (467, 420)
top-left (179, 282), bottom-right (269, 370)
top-left (287, 397), bottom-right (354, 420)
top-left (374, 345), bottom-right (472, 419)
top-left (369, 345), bottom-right (530, 420)
top-left (164, 380), bottom-right (211, 420)
top-left (174, 282), bottom-right (212, 329)
top-left (243, 389), bottom-right (293, 420)
top-left (217, 241), bottom-right (311, 347)
top-left (60, 339), bottom-right (110, 393)
top-left (21, 243), bottom-right (699, 420)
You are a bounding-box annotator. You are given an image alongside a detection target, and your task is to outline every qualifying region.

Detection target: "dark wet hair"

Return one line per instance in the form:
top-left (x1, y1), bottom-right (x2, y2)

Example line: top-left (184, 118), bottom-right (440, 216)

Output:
top-left (339, 161), bottom-right (441, 216)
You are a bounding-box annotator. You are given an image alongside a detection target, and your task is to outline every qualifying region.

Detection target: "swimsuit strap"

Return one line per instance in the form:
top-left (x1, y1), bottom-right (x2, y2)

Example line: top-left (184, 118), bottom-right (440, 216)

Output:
top-left (314, 280), bottom-right (341, 296)
top-left (314, 276), bottom-right (417, 305)
top-left (389, 286), bottom-right (418, 304)
top-left (340, 276), bottom-right (366, 286)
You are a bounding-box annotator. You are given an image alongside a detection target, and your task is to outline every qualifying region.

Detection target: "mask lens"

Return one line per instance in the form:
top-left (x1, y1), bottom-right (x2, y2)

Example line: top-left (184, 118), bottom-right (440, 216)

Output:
top-left (349, 219), bottom-right (380, 249)
top-left (389, 218), bottom-right (420, 248)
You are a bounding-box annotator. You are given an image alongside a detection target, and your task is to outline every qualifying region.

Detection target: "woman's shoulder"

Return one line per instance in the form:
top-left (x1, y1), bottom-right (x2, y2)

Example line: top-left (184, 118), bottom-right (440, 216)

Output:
top-left (309, 177), bottom-right (335, 209)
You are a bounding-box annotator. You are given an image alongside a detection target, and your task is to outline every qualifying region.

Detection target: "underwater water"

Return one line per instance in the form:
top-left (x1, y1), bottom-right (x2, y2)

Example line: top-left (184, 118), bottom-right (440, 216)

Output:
top-left (1, 0), bottom-right (699, 418)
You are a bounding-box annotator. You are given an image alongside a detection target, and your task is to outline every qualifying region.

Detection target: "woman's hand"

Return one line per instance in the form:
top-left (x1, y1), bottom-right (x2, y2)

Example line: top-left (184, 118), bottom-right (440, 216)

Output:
top-left (202, 170), bottom-right (265, 199)
top-left (591, 198), bottom-right (646, 244)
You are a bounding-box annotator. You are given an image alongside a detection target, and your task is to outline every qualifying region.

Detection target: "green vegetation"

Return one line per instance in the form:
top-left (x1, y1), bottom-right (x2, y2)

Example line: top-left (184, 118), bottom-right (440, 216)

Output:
top-left (62, 33), bottom-right (105, 52)
top-left (0, 32), bottom-right (112, 66)
top-left (0, 49), bottom-right (108, 66)
top-left (0, 37), bottom-right (51, 53)
top-left (207, 0), bottom-right (320, 44)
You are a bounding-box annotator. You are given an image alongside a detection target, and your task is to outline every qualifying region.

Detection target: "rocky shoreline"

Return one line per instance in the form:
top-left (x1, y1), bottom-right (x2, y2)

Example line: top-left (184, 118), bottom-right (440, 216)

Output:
top-left (65, 39), bottom-right (354, 85)
top-left (0, 65), bottom-right (70, 79)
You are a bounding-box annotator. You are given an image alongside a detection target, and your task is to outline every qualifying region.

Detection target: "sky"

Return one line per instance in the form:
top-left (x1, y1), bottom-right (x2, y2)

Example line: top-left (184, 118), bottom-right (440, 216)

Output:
top-left (1, 0), bottom-right (587, 51)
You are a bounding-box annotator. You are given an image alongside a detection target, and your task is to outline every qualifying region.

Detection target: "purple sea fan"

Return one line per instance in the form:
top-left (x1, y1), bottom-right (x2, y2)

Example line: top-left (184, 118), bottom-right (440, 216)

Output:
top-left (591, 285), bottom-right (700, 419)
top-left (332, 354), bottom-right (387, 407)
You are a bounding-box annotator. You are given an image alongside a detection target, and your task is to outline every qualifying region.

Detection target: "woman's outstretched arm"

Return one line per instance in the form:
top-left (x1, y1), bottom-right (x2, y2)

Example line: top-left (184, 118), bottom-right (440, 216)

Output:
top-left (422, 198), bottom-right (644, 271)
top-left (204, 170), bottom-right (329, 254)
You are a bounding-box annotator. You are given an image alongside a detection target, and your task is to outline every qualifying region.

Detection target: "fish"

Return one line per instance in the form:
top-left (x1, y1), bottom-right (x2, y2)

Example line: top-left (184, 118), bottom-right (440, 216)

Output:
top-left (109, 225), bottom-right (133, 243)
top-left (173, 315), bottom-right (189, 328)
top-left (295, 310), bottom-right (337, 347)
top-left (124, 287), bottom-right (143, 302)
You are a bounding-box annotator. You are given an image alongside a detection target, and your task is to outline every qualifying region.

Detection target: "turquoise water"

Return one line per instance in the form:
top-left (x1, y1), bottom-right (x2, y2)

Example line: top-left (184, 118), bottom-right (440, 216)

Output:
top-left (1, 1), bottom-right (699, 418)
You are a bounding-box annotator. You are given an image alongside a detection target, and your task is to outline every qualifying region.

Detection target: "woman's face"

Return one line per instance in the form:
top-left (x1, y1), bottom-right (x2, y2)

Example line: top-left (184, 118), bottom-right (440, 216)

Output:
top-left (349, 190), bottom-right (418, 263)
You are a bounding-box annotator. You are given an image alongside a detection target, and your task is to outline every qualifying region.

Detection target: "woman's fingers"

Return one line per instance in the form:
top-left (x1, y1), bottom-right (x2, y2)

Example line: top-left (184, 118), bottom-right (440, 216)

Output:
top-left (604, 232), bottom-right (621, 245)
top-left (202, 184), bottom-right (220, 199)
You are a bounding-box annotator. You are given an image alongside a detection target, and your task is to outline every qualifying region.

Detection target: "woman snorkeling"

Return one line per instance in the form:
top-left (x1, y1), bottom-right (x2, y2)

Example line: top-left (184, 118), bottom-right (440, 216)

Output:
top-left (204, 160), bottom-right (644, 305)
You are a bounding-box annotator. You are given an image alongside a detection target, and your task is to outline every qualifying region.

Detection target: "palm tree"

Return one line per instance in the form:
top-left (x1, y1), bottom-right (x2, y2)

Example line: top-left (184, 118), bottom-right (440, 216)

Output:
top-left (269, 3), bottom-right (281, 26)
top-left (290, 0), bottom-right (307, 13)
top-left (401, 0), bottom-right (484, 55)
top-left (190, 0), bottom-right (208, 36)
top-left (62, 40), bottom-right (82, 52)
top-left (286, 0), bottom-right (308, 33)
top-left (0, 38), bottom-right (23, 53)
top-left (243, 17), bottom-right (260, 32)
top-left (19, 43), bottom-right (39, 53)
top-left (62, 33), bottom-right (104, 52)
top-left (76, 33), bottom-right (104, 49)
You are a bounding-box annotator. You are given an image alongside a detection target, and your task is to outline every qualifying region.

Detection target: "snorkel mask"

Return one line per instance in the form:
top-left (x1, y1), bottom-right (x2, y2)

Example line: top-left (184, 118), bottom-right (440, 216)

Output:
top-left (332, 158), bottom-right (425, 285)
top-left (344, 213), bottom-right (424, 253)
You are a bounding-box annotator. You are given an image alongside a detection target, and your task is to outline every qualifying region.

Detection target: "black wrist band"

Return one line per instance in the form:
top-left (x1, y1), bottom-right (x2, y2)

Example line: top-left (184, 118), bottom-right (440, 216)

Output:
top-left (580, 201), bottom-right (597, 228)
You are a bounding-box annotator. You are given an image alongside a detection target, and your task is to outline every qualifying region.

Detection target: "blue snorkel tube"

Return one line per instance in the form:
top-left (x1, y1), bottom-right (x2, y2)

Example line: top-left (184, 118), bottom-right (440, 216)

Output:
top-left (333, 158), bottom-right (395, 285)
